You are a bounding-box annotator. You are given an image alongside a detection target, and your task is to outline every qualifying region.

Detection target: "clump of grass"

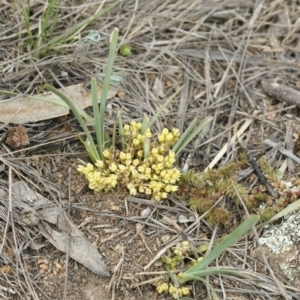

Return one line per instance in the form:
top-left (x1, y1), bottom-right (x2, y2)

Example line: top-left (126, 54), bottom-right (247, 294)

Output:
top-left (19, 0), bottom-right (121, 58)
top-left (44, 27), bottom-right (212, 200)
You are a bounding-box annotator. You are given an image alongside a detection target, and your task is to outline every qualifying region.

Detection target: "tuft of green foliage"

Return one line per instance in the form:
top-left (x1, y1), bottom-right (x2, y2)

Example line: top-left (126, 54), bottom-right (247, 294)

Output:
top-left (180, 155), bottom-right (300, 225)
top-left (154, 216), bottom-right (260, 299)
top-left (179, 156), bottom-right (252, 226)
top-left (19, 0), bottom-right (121, 58)
top-left (45, 27), bottom-right (212, 201)
top-left (258, 157), bottom-right (280, 182)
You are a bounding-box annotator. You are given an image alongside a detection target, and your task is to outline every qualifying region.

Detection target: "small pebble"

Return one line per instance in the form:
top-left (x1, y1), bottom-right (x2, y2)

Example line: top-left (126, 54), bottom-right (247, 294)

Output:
top-left (140, 207), bottom-right (151, 218)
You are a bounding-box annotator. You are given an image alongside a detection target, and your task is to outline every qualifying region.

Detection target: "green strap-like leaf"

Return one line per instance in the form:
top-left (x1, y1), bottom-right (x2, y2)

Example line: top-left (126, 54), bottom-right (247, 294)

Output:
top-left (179, 215), bottom-right (259, 283)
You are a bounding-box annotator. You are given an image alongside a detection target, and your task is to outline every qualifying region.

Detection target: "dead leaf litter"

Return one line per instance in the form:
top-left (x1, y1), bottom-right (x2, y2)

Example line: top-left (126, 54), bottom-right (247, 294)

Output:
top-left (1, 0), bottom-right (300, 299)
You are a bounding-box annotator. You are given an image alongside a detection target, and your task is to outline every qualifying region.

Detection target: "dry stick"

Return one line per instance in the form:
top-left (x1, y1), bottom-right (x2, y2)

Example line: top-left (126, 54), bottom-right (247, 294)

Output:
top-left (143, 241), bottom-right (178, 271)
top-left (224, 1), bottom-right (263, 162)
top-left (176, 59), bottom-right (191, 133)
top-left (205, 114), bottom-right (256, 171)
top-left (0, 157), bottom-right (40, 191)
top-left (119, 0), bottom-right (139, 44)
top-left (237, 137), bottom-right (277, 198)
top-left (264, 139), bottom-right (300, 164)
top-left (261, 80), bottom-right (300, 108)
top-left (108, 245), bottom-right (124, 291)
top-left (128, 207), bottom-right (157, 244)
top-left (285, 122), bottom-right (294, 173)
top-left (136, 223), bottom-right (153, 255)
top-left (126, 196), bottom-right (185, 214)
top-left (162, 215), bottom-right (190, 242)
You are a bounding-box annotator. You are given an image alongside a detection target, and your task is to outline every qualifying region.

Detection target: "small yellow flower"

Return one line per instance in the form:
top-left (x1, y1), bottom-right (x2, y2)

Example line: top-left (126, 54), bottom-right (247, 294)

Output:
top-left (109, 163), bottom-right (118, 172)
top-left (173, 248), bottom-right (182, 256)
top-left (138, 166), bottom-right (145, 173)
top-left (152, 174), bottom-right (159, 180)
top-left (120, 151), bottom-right (126, 160)
top-left (151, 148), bottom-right (159, 155)
top-left (144, 128), bottom-right (152, 138)
top-left (129, 187), bottom-right (137, 195)
top-left (165, 133), bottom-right (173, 142)
top-left (118, 164), bottom-right (126, 172)
top-left (93, 171), bottom-right (101, 181)
top-left (86, 163), bottom-right (94, 172)
top-left (95, 160), bottom-right (105, 169)
top-left (157, 155), bottom-right (164, 163)
top-left (124, 159), bottom-right (132, 166)
top-left (172, 127), bottom-right (180, 135)
top-left (159, 145), bottom-right (166, 154)
top-left (130, 120), bottom-right (138, 128)
top-left (125, 152), bottom-right (132, 160)
top-left (132, 159), bottom-right (139, 166)
top-left (161, 128), bottom-right (169, 136)
top-left (129, 166), bottom-right (138, 178)
top-left (160, 170), bottom-right (166, 178)
top-left (165, 185), bottom-right (172, 192)
top-left (108, 175), bottom-right (118, 187)
top-left (156, 283), bottom-right (168, 293)
top-left (158, 135), bottom-right (165, 143)
top-left (161, 192), bottom-right (167, 199)
top-left (168, 284), bottom-right (176, 294)
top-left (154, 194), bottom-right (161, 201)
top-left (137, 150), bottom-right (143, 158)
top-left (180, 287), bottom-right (190, 296)
top-left (170, 185), bottom-right (178, 192)
top-left (77, 165), bottom-right (85, 173)
top-left (103, 149), bottom-right (111, 159)
top-left (133, 139), bottom-right (140, 146)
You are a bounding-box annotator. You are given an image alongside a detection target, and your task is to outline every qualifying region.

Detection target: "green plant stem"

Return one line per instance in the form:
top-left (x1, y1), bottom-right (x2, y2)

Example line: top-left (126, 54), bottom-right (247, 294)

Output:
top-left (179, 215), bottom-right (259, 284)
top-left (35, 0), bottom-right (60, 51)
top-left (91, 77), bottom-right (102, 160)
top-left (144, 87), bottom-right (184, 134)
top-left (44, 84), bottom-right (99, 162)
top-left (98, 28), bottom-right (119, 157)
top-left (196, 277), bottom-right (219, 300)
top-left (20, 0), bottom-right (32, 38)
top-left (173, 117), bottom-right (212, 155)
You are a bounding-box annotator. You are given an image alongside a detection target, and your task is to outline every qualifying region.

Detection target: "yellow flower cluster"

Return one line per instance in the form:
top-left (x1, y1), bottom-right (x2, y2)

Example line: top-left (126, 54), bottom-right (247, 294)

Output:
top-left (160, 241), bottom-right (191, 269)
top-left (153, 241), bottom-right (192, 297)
top-left (77, 121), bottom-right (181, 201)
top-left (156, 283), bottom-right (190, 298)
top-left (173, 240), bottom-right (190, 256)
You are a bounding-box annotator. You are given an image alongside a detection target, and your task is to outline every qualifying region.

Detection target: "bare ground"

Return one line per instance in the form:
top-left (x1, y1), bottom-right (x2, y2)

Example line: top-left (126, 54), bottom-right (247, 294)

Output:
top-left (1, 0), bottom-right (300, 299)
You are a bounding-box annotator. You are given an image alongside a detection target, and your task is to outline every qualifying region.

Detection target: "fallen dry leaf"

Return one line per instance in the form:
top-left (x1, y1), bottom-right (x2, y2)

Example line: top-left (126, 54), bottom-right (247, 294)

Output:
top-left (0, 83), bottom-right (118, 124)
top-left (5, 181), bottom-right (110, 276)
